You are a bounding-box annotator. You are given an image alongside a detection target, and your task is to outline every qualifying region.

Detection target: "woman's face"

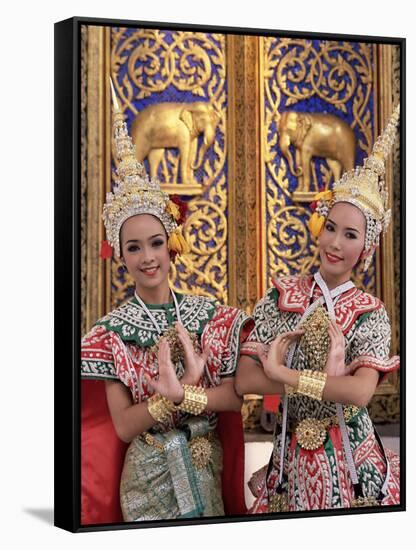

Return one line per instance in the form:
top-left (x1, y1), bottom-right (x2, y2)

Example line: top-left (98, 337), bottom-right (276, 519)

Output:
top-left (120, 214), bottom-right (171, 297)
top-left (318, 202), bottom-right (366, 284)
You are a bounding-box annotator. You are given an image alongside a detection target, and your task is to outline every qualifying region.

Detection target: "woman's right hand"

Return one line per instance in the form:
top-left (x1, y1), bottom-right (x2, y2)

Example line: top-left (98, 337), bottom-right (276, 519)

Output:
top-left (144, 338), bottom-right (184, 403)
top-left (258, 330), bottom-right (304, 381)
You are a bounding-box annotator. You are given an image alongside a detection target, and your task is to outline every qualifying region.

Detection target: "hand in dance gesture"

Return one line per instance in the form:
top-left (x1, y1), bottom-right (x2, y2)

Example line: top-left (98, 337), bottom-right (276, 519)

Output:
top-left (258, 330), bottom-right (304, 382)
top-left (325, 321), bottom-right (348, 376)
top-left (175, 322), bottom-right (211, 386)
top-left (145, 337), bottom-right (184, 403)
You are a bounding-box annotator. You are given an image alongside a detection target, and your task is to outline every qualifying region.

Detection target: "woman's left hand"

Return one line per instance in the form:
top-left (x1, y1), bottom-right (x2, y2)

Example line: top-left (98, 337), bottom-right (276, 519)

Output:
top-left (258, 330), bottom-right (304, 382)
top-left (175, 322), bottom-right (211, 386)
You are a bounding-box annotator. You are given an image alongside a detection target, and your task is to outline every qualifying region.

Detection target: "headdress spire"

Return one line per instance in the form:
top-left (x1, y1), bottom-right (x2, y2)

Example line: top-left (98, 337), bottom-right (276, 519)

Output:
top-left (101, 78), bottom-right (189, 258)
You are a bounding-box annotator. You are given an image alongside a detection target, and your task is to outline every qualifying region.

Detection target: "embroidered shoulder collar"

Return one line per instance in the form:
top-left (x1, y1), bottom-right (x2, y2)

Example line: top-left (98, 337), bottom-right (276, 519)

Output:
top-left (96, 293), bottom-right (217, 347)
top-left (272, 275), bottom-right (313, 313)
top-left (271, 275), bottom-right (382, 333)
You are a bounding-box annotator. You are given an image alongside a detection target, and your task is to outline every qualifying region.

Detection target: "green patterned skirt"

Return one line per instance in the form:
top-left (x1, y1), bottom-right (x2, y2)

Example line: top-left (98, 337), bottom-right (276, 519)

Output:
top-left (120, 418), bottom-right (224, 521)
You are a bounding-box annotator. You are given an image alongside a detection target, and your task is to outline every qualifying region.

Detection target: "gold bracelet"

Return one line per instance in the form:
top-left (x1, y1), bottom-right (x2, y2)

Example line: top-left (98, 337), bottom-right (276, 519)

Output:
top-left (177, 384), bottom-right (208, 416)
top-left (297, 370), bottom-right (327, 401)
top-left (147, 394), bottom-right (175, 423)
top-left (284, 383), bottom-right (297, 398)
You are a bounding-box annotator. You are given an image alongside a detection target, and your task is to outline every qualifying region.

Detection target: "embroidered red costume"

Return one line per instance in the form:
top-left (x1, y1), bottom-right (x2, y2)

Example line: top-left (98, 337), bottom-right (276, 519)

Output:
top-left (241, 275), bottom-right (400, 512)
top-left (81, 293), bottom-right (252, 524)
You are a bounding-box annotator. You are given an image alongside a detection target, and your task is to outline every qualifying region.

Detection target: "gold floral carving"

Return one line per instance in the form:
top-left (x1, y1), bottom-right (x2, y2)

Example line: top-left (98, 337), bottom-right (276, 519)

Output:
top-left (111, 29), bottom-right (225, 101)
top-left (274, 40), bottom-right (373, 122)
top-left (172, 191), bottom-right (228, 303)
top-left (266, 157), bottom-right (318, 278)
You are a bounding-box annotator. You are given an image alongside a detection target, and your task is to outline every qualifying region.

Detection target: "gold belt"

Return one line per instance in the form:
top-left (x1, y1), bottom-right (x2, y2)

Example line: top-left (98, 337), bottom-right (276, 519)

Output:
top-left (282, 406), bottom-right (360, 451)
top-left (142, 431), bottom-right (214, 469)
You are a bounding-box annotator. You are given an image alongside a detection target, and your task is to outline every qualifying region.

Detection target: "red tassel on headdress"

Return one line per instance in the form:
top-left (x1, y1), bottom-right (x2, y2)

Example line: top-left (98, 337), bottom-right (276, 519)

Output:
top-left (312, 184), bottom-right (327, 210)
top-left (170, 195), bottom-right (188, 225)
top-left (100, 240), bottom-right (113, 259)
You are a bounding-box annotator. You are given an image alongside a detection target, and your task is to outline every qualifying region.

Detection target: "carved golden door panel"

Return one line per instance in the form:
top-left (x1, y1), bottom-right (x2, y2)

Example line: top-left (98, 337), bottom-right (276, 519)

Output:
top-left (81, 26), bottom-right (400, 422)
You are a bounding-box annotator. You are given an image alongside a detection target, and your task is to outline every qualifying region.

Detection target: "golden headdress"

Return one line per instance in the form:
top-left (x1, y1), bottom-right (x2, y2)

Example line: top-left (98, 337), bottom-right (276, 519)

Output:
top-left (309, 105), bottom-right (400, 270)
top-left (102, 79), bottom-right (190, 258)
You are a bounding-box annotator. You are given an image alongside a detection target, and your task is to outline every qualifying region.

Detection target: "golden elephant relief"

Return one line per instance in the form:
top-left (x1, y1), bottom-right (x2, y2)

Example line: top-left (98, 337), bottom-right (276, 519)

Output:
top-left (131, 102), bottom-right (221, 195)
top-left (278, 111), bottom-right (356, 197)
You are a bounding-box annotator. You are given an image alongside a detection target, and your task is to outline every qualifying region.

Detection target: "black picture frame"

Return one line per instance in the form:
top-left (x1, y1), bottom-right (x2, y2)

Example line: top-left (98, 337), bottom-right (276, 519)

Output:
top-left (54, 15), bottom-right (406, 533)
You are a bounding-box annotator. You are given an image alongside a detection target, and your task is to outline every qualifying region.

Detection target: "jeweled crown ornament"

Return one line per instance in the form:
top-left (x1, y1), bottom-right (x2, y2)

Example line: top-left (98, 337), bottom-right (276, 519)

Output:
top-left (101, 78), bottom-right (190, 258)
top-left (309, 105), bottom-right (400, 270)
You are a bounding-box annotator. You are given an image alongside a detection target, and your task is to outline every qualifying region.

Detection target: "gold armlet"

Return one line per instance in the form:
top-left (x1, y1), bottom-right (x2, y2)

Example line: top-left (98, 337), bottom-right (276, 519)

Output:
top-left (147, 394), bottom-right (175, 423)
top-left (297, 370), bottom-right (327, 401)
top-left (177, 384), bottom-right (208, 416)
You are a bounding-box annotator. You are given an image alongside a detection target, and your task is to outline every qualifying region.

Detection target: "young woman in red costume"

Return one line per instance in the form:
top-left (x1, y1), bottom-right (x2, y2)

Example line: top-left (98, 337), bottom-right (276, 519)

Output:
top-left (80, 85), bottom-right (252, 524)
top-left (235, 106), bottom-right (401, 512)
